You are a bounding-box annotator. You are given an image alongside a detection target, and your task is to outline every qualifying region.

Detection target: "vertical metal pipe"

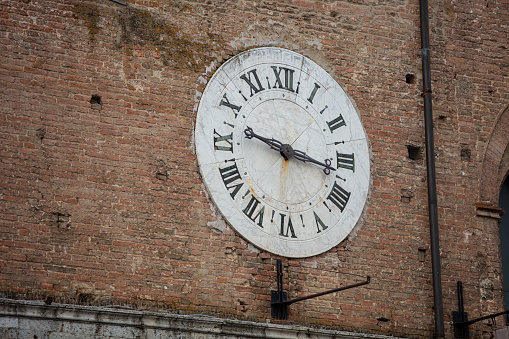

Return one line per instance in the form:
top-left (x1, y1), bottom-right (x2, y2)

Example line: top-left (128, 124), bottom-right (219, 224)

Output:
top-left (419, 0), bottom-right (445, 336)
top-left (276, 259), bottom-right (283, 302)
top-left (457, 281), bottom-right (464, 314)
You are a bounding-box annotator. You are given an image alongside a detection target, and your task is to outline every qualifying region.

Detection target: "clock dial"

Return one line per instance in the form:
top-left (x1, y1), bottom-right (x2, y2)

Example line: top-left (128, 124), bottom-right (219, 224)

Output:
top-left (195, 47), bottom-right (370, 258)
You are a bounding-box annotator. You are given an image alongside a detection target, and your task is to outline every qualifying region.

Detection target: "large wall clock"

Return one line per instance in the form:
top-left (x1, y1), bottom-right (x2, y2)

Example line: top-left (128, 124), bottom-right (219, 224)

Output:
top-left (195, 47), bottom-right (370, 258)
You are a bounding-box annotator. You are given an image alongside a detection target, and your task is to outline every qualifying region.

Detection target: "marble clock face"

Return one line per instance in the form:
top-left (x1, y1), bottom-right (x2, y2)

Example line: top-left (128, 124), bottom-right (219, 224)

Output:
top-left (195, 47), bottom-right (370, 258)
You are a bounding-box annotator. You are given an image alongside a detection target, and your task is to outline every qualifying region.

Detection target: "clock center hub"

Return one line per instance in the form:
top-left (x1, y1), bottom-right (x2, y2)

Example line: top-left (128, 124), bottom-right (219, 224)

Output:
top-left (280, 144), bottom-right (294, 160)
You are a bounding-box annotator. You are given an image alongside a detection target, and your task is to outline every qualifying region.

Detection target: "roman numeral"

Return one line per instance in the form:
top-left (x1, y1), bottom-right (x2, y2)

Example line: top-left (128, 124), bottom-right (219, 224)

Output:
top-left (218, 162), bottom-right (244, 199)
top-left (240, 69), bottom-right (265, 97)
top-left (327, 114), bottom-right (346, 133)
top-left (271, 66), bottom-right (295, 92)
top-left (219, 93), bottom-right (241, 118)
top-left (307, 82), bottom-right (320, 103)
top-left (314, 211), bottom-right (328, 233)
top-left (243, 195), bottom-right (265, 227)
top-left (326, 182), bottom-right (351, 212)
top-left (213, 130), bottom-right (233, 152)
top-left (279, 213), bottom-right (297, 238)
top-left (336, 152), bottom-right (354, 171)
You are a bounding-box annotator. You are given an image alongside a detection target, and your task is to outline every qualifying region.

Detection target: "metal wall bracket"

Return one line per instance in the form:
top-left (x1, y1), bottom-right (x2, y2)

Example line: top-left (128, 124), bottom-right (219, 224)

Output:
top-left (453, 281), bottom-right (469, 338)
top-left (270, 259), bottom-right (370, 319)
top-left (453, 281), bottom-right (509, 338)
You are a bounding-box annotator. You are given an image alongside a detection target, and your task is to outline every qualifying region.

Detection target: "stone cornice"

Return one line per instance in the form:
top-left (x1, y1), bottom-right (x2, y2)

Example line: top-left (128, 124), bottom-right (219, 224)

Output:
top-left (0, 299), bottom-right (404, 339)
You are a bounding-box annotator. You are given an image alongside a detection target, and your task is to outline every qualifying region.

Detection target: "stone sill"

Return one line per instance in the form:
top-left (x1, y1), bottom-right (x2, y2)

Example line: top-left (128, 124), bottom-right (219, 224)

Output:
top-left (0, 299), bottom-right (405, 339)
top-left (475, 202), bottom-right (504, 221)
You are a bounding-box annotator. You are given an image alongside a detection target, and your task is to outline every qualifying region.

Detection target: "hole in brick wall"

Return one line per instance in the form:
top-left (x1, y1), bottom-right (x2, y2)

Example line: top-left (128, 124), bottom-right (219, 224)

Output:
top-left (330, 10), bottom-right (338, 17)
top-left (407, 145), bottom-right (423, 160)
top-left (418, 248), bottom-right (426, 262)
top-left (36, 127), bottom-right (46, 140)
top-left (90, 94), bottom-right (102, 110)
top-left (401, 188), bottom-right (414, 203)
top-left (52, 212), bottom-right (71, 229)
top-left (439, 115), bottom-right (447, 120)
top-left (406, 73), bottom-right (415, 84)
top-left (44, 296), bottom-right (53, 305)
top-left (156, 160), bottom-right (170, 180)
top-left (156, 171), bottom-right (169, 180)
top-left (461, 148), bottom-right (471, 161)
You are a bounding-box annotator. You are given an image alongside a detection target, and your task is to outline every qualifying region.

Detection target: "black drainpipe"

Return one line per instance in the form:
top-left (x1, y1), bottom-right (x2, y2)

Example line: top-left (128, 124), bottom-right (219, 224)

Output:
top-left (419, 0), bottom-right (445, 337)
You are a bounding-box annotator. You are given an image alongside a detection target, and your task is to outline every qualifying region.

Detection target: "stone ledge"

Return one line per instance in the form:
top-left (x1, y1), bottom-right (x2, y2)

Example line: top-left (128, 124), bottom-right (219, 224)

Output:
top-left (475, 202), bottom-right (505, 221)
top-left (0, 299), bottom-right (404, 339)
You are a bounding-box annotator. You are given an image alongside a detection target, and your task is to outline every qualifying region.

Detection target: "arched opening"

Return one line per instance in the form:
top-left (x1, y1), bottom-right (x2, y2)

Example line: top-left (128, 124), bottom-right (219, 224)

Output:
top-left (499, 177), bottom-right (509, 310)
top-left (479, 104), bottom-right (509, 203)
top-left (479, 103), bottom-right (509, 313)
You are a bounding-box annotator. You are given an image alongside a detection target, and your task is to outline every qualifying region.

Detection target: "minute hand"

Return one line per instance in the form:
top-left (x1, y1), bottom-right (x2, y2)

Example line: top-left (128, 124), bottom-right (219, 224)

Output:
top-left (292, 149), bottom-right (336, 175)
top-left (244, 126), bottom-right (284, 151)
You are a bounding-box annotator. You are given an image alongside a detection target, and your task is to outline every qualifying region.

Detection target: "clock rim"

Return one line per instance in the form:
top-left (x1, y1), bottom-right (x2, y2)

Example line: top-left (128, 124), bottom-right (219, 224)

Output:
top-left (194, 46), bottom-right (372, 258)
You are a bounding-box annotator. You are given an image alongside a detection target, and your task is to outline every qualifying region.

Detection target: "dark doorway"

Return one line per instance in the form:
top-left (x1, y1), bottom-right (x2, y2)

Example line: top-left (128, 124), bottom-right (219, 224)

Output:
top-left (499, 176), bottom-right (509, 310)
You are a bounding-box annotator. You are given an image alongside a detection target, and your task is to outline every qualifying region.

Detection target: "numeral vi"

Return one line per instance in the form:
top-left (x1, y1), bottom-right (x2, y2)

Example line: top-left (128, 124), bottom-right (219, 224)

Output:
top-left (279, 213), bottom-right (297, 238)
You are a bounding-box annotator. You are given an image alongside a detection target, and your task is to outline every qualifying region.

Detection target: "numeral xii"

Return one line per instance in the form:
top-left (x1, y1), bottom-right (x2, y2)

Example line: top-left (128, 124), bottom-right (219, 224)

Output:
top-left (271, 66), bottom-right (295, 92)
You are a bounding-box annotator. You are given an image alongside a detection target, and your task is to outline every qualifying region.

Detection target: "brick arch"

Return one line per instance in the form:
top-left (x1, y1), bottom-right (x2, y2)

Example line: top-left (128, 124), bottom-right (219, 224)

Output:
top-left (480, 104), bottom-right (509, 204)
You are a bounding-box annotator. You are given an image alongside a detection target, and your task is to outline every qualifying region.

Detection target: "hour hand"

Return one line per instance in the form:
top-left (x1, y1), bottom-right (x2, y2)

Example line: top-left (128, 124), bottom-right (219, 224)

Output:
top-left (292, 149), bottom-right (336, 175)
top-left (244, 126), bottom-right (283, 152)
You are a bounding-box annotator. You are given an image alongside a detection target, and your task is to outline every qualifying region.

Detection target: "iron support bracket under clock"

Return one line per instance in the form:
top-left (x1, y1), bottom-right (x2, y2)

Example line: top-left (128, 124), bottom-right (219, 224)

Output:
top-left (271, 259), bottom-right (371, 319)
top-left (453, 281), bottom-right (509, 338)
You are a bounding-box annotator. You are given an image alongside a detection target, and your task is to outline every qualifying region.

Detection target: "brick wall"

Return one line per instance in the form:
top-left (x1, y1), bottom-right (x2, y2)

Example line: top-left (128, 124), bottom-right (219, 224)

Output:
top-left (0, 0), bottom-right (508, 337)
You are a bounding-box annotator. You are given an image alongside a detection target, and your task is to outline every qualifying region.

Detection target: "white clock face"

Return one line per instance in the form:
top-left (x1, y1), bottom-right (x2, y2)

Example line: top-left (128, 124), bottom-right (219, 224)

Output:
top-left (195, 47), bottom-right (370, 258)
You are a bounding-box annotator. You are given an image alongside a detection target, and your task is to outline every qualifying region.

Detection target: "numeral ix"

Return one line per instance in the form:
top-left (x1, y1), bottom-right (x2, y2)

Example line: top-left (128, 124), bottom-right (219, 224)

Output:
top-left (214, 130), bottom-right (233, 152)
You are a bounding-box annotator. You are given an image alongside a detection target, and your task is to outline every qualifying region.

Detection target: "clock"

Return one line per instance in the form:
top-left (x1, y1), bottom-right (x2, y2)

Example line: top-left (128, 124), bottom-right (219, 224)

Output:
top-left (195, 47), bottom-right (370, 258)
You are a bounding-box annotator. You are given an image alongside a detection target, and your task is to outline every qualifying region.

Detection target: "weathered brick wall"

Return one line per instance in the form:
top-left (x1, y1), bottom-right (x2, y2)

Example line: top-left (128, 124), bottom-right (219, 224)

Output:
top-left (0, 0), bottom-right (507, 338)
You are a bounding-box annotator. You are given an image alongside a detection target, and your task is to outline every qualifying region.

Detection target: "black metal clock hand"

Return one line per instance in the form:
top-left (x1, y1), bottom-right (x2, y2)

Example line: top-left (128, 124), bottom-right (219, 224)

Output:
top-left (244, 126), bottom-right (284, 152)
top-left (292, 149), bottom-right (336, 175)
top-left (244, 126), bottom-right (336, 175)
top-left (244, 126), bottom-right (294, 160)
